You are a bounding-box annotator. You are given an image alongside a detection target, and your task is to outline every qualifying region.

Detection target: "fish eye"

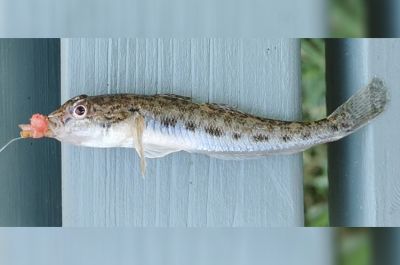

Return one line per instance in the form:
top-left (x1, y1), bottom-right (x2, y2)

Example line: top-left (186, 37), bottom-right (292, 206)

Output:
top-left (73, 105), bottom-right (87, 118)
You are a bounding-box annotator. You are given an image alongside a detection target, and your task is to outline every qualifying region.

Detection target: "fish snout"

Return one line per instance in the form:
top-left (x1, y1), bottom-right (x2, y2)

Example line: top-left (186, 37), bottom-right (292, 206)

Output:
top-left (46, 114), bottom-right (65, 137)
top-left (48, 109), bottom-right (72, 125)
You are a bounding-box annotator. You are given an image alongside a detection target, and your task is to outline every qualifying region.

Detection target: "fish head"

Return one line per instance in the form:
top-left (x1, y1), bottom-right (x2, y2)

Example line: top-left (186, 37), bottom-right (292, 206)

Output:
top-left (47, 94), bottom-right (93, 142)
top-left (47, 94), bottom-right (134, 146)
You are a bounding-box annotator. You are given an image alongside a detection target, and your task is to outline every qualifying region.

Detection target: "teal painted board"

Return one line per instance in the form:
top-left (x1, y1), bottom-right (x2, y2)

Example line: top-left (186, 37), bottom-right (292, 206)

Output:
top-left (0, 228), bottom-right (333, 265)
top-left (326, 39), bottom-right (400, 226)
top-left (373, 229), bottom-right (400, 265)
top-left (61, 38), bottom-right (303, 227)
top-left (368, 0), bottom-right (400, 37)
top-left (0, 39), bottom-right (61, 226)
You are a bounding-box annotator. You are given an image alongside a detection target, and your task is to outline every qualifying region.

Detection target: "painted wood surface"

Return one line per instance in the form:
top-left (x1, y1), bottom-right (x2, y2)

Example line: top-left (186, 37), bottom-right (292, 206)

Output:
top-left (61, 39), bottom-right (303, 226)
top-left (0, 0), bottom-right (327, 37)
top-left (0, 228), bottom-right (333, 265)
top-left (326, 39), bottom-right (400, 226)
top-left (0, 39), bottom-right (61, 226)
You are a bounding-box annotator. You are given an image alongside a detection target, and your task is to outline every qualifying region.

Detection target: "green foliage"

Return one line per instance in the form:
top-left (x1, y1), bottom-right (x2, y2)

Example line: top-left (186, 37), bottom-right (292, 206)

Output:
top-left (331, 0), bottom-right (366, 37)
top-left (301, 39), bottom-right (329, 227)
top-left (338, 229), bottom-right (372, 265)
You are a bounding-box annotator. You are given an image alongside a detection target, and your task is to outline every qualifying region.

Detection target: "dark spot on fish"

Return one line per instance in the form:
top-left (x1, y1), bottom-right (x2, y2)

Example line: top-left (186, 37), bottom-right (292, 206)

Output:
top-left (185, 121), bottom-right (197, 132)
top-left (341, 122), bottom-right (350, 128)
top-left (282, 135), bottom-right (291, 142)
top-left (254, 116), bottom-right (269, 122)
top-left (234, 111), bottom-right (250, 119)
top-left (128, 107), bottom-right (139, 113)
top-left (102, 123), bottom-right (112, 129)
top-left (64, 117), bottom-right (71, 124)
top-left (232, 132), bottom-right (242, 140)
top-left (252, 134), bottom-right (269, 142)
top-left (161, 116), bottom-right (177, 128)
top-left (331, 124), bottom-right (339, 132)
top-left (104, 113), bottom-right (127, 122)
top-left (205, 126), bottom-right (224, 137)
top-left (302, 132), bottom-right (311, 140)
top-left (110, 105), bottom-right (120, 111)
top-left (104, 111), bottom-right (113, 120)
top-left (341, 122), bottom-right (353, 132)
top-left (223, 116), bottom-right (233, 126)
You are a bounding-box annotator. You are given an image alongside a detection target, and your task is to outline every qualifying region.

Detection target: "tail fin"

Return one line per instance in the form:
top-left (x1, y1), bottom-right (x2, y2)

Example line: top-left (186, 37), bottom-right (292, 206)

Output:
top-left (327, 78), bottom-right (388, 134)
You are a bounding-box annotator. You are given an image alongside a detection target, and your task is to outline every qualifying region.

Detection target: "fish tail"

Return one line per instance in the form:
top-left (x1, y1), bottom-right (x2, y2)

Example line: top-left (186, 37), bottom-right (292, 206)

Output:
top-left (327, 77), bottom-right (388, 136)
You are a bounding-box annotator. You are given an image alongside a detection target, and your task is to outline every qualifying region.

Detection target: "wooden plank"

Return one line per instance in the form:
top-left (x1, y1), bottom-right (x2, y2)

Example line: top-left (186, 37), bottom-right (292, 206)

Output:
top-left (326, 39), bottom-right (400, 226)
top-left (61, 38), bottom-right (303, 226)
top-left (0, 228), bottom-right (333, 265)
top-left (0, 39), bottom-right (61, 226)
top-left (0, 0), bottom-right (327, 37)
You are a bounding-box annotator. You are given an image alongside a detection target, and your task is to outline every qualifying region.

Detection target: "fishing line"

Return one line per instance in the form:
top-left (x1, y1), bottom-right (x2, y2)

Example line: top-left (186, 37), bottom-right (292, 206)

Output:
top-left (0, 137), bottom-right (23, 154)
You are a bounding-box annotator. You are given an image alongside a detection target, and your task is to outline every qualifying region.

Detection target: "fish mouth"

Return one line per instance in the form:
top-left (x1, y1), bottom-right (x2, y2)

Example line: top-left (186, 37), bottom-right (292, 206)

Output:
top-left (46, 115), bottom-right (64, 138)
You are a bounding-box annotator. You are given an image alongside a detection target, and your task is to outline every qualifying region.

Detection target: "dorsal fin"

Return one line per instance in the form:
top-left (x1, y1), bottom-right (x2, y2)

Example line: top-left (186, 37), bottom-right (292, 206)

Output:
top-left (206, 103), bottom-right (239, 112)
top-left (155, 94), bottom-right (192, 101)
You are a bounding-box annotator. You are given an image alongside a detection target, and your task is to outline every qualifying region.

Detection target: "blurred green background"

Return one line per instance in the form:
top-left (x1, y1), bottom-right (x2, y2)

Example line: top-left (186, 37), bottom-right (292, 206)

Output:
top-left (301, 39), bottom-right (328, 227)
top-left (302, 1), bottom-right (369, 262)
top-left (330, 0), bottom-right (365, 37)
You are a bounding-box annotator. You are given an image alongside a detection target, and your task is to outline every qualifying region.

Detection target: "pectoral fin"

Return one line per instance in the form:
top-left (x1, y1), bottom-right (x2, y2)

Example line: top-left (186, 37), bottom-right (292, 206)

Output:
top-left (132, 114), bottom-right (146, 177)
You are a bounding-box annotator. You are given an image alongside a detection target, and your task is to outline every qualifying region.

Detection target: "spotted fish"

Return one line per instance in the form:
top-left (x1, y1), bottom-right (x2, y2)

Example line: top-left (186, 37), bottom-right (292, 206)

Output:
top-left (44, 78), bottom-right (388, 175)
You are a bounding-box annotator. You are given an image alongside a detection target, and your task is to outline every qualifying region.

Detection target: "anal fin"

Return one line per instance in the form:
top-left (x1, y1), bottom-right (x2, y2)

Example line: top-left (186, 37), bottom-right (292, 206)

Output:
top-left (143, 144), bottom-right (181, 158)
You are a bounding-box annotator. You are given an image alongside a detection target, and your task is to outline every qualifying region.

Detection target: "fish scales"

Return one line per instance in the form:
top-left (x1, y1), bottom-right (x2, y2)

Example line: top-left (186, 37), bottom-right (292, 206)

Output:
top-left (70, 94), bottom-right (320, 153)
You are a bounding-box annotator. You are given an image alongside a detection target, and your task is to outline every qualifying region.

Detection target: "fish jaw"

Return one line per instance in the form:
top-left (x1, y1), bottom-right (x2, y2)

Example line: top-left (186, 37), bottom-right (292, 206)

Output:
top-left (47, 113), bottom-right (135, 148)
top-left (46, 108), bottom-right (68, 138)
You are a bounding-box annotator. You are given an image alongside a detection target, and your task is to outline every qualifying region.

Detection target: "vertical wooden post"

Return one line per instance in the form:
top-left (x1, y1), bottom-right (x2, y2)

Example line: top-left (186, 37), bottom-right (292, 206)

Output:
top-left (0, 39), bottom-right (61, 226)
top-left (61, 39), bottom-right (303, 227)
top-left (326, 39), bottom-right (400, 226)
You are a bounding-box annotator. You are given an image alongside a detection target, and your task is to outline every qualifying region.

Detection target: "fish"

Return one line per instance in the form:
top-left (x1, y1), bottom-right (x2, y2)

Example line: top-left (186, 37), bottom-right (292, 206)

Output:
top-left (20, 78), bottom-right (389, 175)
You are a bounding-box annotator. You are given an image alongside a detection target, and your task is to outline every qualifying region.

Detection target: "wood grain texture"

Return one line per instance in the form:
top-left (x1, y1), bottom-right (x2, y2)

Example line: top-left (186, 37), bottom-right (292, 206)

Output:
top-left (0, 39), bottom-right (61, 226)
top-left (326, 39), bottom-right (400, 226)
top-left (61, 39), bottom-right (303, 227)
